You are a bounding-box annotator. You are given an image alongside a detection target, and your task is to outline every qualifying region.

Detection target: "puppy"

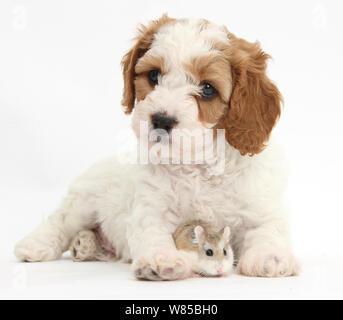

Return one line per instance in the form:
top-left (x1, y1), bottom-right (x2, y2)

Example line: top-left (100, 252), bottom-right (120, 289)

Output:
top-left (14, 15), bottom-right (300, 280)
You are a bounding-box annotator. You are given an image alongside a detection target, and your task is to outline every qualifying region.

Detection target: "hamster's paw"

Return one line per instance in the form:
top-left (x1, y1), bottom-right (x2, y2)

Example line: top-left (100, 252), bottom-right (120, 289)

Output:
top-left (14, 236), bottom-right (62, 262)
top-left (237, 245), bottom-right (300, 278)
top-left (70, 230), bottom-right (98, 261)
top-left (132, 249), bottom-right (191, 281)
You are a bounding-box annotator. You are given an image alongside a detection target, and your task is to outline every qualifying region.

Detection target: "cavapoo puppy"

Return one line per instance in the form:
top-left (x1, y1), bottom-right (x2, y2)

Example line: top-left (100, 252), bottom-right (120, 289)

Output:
top-left (14, 15), bottom-right (300, 280)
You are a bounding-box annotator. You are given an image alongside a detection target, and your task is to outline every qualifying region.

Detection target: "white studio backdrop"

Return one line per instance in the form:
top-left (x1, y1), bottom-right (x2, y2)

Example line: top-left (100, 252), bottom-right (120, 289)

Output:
top-left (0, 0), bottom-right (342, 262)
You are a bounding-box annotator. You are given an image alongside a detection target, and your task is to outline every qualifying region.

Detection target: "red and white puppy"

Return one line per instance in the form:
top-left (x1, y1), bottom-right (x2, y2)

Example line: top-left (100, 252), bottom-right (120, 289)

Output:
top-left (14, 15), bottom-right (300, 280)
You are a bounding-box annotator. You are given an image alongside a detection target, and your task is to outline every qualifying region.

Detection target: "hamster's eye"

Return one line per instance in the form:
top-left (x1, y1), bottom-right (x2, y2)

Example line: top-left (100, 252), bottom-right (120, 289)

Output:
top-left (223, 249), bottom-right (227, 256)
top-left (205, 249), bottom-right (213, 257)
top-left (201, 83), bottom-right (216, 99)
top-left (148, 70), bottom-right (160, 85)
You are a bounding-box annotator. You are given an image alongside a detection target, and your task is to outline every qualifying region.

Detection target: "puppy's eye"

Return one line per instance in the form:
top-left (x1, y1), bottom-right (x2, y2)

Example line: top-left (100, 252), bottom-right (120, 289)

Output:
top-left (205, 249), bottom-right (213, 256)
top-left (223, 249), bottom-right (227, 256)
top-left (201, 83), bottom-right (216, 99)
top-left (148, 70), bottom-right (160, 85)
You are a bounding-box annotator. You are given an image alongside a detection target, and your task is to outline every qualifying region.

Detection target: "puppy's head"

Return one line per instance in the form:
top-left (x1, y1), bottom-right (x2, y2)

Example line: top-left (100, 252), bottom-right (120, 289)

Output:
top-left (121, 15), bottom-right (282, 157)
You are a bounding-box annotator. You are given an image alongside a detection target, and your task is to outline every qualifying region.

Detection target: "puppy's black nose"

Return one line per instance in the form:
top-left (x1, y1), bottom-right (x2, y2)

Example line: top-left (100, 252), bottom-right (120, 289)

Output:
top-left (151, 113), bottom-right (177, 133)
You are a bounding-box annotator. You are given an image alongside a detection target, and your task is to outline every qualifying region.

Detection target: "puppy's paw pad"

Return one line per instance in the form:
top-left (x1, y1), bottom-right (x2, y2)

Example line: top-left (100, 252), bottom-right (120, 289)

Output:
top-left (70, 230), bottom-right (98, 261)
top-left (133, 261), bottom-right (162, 280)
top-left (133, 249), bottom-right (190, 281)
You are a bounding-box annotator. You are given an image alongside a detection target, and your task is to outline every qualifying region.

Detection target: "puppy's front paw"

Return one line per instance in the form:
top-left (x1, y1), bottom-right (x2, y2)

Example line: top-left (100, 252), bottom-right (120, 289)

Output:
top-left (237, 245), bottom-right (300, 278)
top-left (132, 249), bottom-right (191, 281)
top-left (14, 236), bottom-right (62, 262)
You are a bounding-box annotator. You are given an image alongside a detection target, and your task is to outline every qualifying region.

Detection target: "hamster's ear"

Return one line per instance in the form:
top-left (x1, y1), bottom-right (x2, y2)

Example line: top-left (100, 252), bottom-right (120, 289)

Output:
top-left (222, 226), bottom-right (231, 243)
top-left (194, 226), bottom-right (205, 244)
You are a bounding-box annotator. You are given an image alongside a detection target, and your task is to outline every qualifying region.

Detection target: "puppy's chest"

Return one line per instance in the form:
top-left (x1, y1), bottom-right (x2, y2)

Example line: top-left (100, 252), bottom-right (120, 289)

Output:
top-left (169, 173), bottom-right (240, 223)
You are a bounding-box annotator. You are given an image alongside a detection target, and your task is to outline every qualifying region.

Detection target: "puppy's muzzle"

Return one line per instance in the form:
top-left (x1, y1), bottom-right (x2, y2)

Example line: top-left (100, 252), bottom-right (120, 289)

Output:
top-left (151, 112), bottom-right (177, 133)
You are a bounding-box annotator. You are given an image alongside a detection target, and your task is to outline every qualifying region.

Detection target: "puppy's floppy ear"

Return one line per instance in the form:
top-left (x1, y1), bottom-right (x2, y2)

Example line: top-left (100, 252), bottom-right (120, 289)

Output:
top-left (121, 14), bottom-right (174, 114)
top-left (221, 33), bottom-right (283, 156)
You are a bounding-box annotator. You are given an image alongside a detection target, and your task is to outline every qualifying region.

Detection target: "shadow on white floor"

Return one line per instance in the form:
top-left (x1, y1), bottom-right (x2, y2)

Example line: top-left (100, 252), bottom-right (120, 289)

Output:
top-left (1, 253), bottom-right (342, 299)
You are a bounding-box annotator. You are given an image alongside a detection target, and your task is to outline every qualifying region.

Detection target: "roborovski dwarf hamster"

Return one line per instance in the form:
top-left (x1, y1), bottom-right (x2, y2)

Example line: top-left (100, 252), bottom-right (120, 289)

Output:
top-left (173, 220), bottom-right (234, 277)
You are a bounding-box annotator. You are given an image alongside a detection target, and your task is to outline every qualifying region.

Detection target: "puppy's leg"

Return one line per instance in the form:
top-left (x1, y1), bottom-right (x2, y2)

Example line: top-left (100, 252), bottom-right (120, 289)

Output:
top-left (128, 205), bottom-right (191, 281)
top-left (14, 192), bottom-right (98, 262)
top-left (236, 219), bottom-right (300, 278)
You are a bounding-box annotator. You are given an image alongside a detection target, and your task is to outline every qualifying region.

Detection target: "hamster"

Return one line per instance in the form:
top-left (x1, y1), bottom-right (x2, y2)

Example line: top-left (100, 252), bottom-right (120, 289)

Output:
top-left (173, 220), bottom-right (234, 277)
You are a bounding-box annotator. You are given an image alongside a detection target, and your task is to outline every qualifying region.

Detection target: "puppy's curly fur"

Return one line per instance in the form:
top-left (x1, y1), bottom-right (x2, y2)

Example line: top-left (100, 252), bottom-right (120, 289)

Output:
top-left (14, 15), bottom-right (299, 280)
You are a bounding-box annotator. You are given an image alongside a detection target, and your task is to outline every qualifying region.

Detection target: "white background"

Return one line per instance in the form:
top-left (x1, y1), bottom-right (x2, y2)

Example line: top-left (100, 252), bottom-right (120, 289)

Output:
top-left (1, 0), bottom-right (343, 299)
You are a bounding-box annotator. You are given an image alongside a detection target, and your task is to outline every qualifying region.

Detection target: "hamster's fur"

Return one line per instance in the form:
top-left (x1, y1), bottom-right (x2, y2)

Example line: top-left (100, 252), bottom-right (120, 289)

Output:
top-left (173, 220), bottom-right (234, 277)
